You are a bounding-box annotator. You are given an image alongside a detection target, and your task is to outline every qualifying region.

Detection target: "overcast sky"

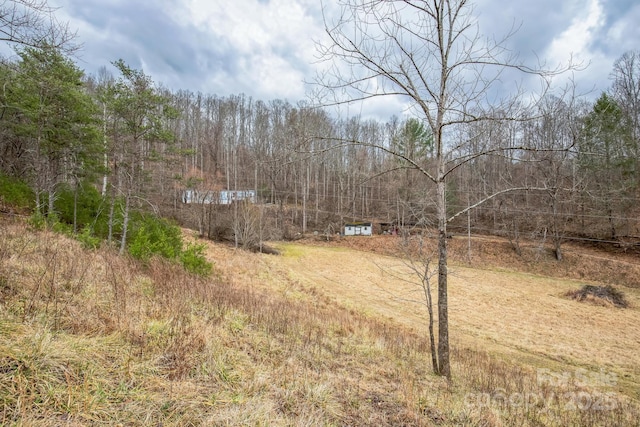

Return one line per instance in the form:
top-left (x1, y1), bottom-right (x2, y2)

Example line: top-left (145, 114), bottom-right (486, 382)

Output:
top-left (49, 0), bottom-right (640, 119)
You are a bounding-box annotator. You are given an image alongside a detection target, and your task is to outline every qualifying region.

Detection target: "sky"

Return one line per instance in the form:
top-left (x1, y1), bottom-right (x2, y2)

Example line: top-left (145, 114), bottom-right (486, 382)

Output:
top-left (44, 0), bottom-right (640, 119)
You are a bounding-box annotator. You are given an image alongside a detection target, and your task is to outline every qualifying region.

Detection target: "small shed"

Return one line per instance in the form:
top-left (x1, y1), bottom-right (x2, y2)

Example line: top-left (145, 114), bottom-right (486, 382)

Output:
top-left (344, 222), bottom-right (373, 236)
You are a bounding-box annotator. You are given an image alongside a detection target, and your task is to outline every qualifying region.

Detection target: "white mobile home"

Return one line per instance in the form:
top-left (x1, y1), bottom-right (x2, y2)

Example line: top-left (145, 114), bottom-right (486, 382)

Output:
top-left (182, 189), bottom-right (256, 205)
top-left (344, 222), bottom-right (373, 236)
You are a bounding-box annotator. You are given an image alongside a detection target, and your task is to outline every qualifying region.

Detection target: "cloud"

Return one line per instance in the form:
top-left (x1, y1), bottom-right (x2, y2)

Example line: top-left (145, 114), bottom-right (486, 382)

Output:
top-left (53, 0), bottom-right (326, 102)
top-left (545, 0), bottom-right (605, 67)
top-left (475, 0), bottom-right (580, 60)
top-left (475, 0), bottom-right (639, 98)
top-left (601, 1), bottom-right (640, 54)
top-left (44, 0), bottom-right (640, 119)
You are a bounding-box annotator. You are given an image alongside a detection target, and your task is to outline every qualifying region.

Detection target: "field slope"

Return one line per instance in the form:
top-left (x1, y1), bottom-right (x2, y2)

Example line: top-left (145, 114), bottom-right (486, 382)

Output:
top-left (1, 218), bottom-right (639, 426)
top-left (271, 238), bottom-right (640, 397)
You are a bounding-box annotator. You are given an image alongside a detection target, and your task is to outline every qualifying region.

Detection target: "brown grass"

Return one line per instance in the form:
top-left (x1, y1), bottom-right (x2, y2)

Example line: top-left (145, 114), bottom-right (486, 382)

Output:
top-left (1, 217), bottom-right (639, 426)
top-left (565, 284), bottom-right (629, 308)
top-left (274, 239), bottom-right (640, 391)
top-left (326, 232), bottom-right (640, 288)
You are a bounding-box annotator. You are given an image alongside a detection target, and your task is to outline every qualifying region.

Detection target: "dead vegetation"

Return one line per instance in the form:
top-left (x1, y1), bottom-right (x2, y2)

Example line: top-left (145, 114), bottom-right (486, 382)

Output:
top-left (565, 285), bottom-right (629, 308)
top-left (1, 216), bottom-right (639, 426)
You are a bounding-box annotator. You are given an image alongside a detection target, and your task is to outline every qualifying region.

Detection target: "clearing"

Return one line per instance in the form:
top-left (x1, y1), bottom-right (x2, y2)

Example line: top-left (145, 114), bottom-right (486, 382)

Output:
top-left (204, 233), bottom-right (640, 399)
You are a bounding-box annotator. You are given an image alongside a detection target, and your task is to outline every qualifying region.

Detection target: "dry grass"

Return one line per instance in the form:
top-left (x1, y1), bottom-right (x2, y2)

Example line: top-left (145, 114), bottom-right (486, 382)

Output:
top-left (274, 240), bottom-right (640, 390)
top-left (1, 216), bottom-right (639, 426)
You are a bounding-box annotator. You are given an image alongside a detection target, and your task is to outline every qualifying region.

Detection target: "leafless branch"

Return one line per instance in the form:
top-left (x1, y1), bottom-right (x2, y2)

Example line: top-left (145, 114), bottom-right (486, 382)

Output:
top-left (0, 0), bottom-right (78, 53)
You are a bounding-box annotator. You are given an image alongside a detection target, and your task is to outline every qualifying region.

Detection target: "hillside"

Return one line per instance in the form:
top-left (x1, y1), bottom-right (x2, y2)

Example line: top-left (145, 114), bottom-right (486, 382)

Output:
top-left (306, 232), bottom-right (640, 288)
top-left (1, 216), bottom-right (639, 426)
top-left (277, 235), bottom-right (640, 392)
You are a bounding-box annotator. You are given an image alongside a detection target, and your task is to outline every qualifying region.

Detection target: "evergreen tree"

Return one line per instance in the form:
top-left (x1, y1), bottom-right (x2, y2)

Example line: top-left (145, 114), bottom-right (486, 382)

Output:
top-left (6, 46), bottom-right (100, 216)
top-left (102, 59), bottom-right (176, 252)
top-left (580, 93), bottom-right (635, 238)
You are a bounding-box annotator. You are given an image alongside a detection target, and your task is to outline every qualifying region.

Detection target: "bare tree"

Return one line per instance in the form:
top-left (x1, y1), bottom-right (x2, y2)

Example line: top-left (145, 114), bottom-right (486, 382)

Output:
top-left (0, 0), bottom-right (77, 52)
top-left (315, 0), bottom-right (572, 378)
top-left (611, 50), bottom-right (640, 184)
top-left (531, 97), bottom-right (582, 260)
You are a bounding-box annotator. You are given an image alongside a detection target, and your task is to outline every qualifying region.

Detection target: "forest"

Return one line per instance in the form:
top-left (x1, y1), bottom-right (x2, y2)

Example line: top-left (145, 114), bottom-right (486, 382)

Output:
top-left (0, 1), bottom-right (639, 262)
top-left (1, 44), bottom-right (639, 258)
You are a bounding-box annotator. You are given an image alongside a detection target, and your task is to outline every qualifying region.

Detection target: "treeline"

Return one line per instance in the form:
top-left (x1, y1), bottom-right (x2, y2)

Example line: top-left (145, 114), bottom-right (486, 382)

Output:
top-left (1, 44), bottom-right (640, 255)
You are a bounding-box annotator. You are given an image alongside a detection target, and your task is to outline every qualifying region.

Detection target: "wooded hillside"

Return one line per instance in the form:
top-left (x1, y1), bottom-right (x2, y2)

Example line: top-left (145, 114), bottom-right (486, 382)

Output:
top-left (1, 2), bottom-right (640, 256)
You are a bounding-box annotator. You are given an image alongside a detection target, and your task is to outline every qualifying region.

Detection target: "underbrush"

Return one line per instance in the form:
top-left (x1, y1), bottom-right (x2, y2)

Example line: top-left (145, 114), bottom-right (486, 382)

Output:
top-left (0, 218), bottom-right (638, 426)
top-left (17, 182), bottom-right (212, 276)
top-left (0, 174), bottom-right (35, 212)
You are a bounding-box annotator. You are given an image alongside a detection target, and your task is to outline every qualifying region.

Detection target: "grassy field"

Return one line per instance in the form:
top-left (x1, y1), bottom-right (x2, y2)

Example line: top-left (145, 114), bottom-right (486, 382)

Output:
top-left (273, 239), bottom-right (640, 395)
top-left (1, 217), bottom-right (639, 426)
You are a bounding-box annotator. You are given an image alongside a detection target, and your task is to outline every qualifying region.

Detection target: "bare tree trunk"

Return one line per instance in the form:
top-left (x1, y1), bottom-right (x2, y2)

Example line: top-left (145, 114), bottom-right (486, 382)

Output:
top-left (467, 207), bottom-right (472, 263)
top-left (47, 186), bottom-right (55, 217)
top-left (552, 197), bottom-right (563, 261)
top-left (302, 163), bottom-right (308, 233)
top-left (101, 102), bottom-right (108, 197)
top-left (119, 193), bottom-right (130, 255)
top-left (436, 179), bottom-right (450, 378)
top-left (554, 237), bottom-right (563, 261)
top-left (315, 164), bottom-right (320, 224)
top-left (73, 181), bottom-right (78, 233)
top-left (421, 261), bottom-right (439, 375)
top-left (107, 190), bottom-right (115, 245)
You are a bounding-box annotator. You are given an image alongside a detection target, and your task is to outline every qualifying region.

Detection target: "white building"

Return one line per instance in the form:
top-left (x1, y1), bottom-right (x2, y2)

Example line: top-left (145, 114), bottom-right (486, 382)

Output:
top-left (182, 189), bottom-right (256, 205)
top-left (344, 222), bottom-right (373, 236)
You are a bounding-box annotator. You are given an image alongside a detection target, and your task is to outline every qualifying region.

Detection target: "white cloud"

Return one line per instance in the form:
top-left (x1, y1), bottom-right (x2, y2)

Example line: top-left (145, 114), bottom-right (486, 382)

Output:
top-left (168, 0), bottom-right (324, 100)
top-left (545, 0), bottom-right (605, 67)
top-left (39, 0), bottom-right (638, 114)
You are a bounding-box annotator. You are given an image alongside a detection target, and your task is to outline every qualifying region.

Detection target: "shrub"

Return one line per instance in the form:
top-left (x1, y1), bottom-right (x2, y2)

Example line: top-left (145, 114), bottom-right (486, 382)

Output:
top-left (180, 242), bottom-right (212, 276)
top-left (128, 215), bottom-right (183, 262)
top-left (0, 174), bottom-right (35, 211)
top-left (24, 188), bottom-right (212, 276)
top-left (28, 210), bottom-right (70, 233)
top-left (54, 184), bottom-right (103, 230)
top-left (51, 216), bottom-right (72, 235)
top-left (77, 226), bottom-right (102, 250)
top-left (91, 196), bottom-right (124, 241)
top-left (28, 211), bottom-right (47, 230)
top-left (127, 215), bottom-right (212, 276)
